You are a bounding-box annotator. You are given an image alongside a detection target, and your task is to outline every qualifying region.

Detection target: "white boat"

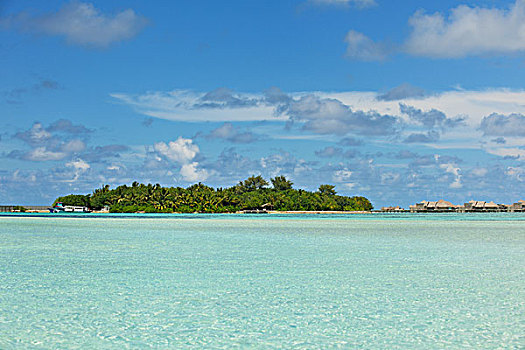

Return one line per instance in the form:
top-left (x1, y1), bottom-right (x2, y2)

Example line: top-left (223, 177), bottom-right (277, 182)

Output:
top-left (64, 206), bottom-right (91, 213)
top-left (49, 202), bottom-right (91, 213)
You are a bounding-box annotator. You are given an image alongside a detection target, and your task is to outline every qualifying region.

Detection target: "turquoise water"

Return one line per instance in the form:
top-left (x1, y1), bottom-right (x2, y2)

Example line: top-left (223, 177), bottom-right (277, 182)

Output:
top-left (0, 214), bottom-right (523, 348)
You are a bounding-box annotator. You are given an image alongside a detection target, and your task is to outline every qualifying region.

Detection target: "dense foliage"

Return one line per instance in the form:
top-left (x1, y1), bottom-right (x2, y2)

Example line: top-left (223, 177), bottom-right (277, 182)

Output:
top-left (54, 176), bottom-right (373, 213)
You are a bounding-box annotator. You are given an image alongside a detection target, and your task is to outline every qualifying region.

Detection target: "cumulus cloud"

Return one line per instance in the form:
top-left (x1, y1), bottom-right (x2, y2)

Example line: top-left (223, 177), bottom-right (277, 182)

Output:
top-left (9, 121), bottom-right (90, 161)
top-left (206, 123), bottom-right (261, 144)
top-left (11, 140), bottom-right (86, 161)
top-left (440, 162), bottom-right (462, 189)
top-left (207, 148), bottom-right (260, 183)
top-left (260, 150), bottom-right (315, 178)
top-left (14, 122), bottom-right (52, 146)
top-left (153, 137), bottom-right (208, 182)
top-left (64, 139), bottom-right (87, 152)
top-left (112, 88), bottom-right (400, 137)
top-left (333, 169), bottom-right (353, 182)
top-left (400, 103), bottom-right (466, 130)
top-left (1, 1), bottom-right (148, 48)
top-left (65, 158), bottom-right (90, 182)
top-left (197, 88), bottom-right (258, 109)
top-left (343, 1), bottom-right (525, 60)
top-left (278, 94), bottom-right (400, 136)
top-left (13, 119), bottom-right (90, 145)
top-left (479, 113), bottom-right (525, 136)
top-left (486, 147), bottom-right (525, 160)
top-left (112, 86), bottom-right (525, 145)
top-left (377, 83), bottom-right (427, 101)
top-left (344, 30), bottom-right (389, 61)
top-left (180, 162), bottom-right (209, 182)
top-left (471, 168), bottom-right (488, 177)
top-left (405, 0), bottom-right (525, 58)
top-left (22, 147), bottom-right (68, 161)
top-left (154, 138), bottom-right (200, 164)
top-left (506, 166), bottom-right (525, 181)
top-left (66, 158), bottom-right (90, 170)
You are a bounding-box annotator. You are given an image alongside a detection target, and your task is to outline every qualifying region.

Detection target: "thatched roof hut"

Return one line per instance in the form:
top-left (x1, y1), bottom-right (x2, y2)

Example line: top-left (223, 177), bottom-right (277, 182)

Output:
top-left (436, 199), bottom-right (455, 210)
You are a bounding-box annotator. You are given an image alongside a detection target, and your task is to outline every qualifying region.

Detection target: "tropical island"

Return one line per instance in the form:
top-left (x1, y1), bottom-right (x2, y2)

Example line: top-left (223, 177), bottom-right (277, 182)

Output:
top-left (53, 175), bottom-right (373, 213)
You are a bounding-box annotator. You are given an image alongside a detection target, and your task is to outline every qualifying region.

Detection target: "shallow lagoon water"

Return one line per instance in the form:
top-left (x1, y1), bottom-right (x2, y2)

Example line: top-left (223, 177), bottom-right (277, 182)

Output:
top-left (0, 214), bottom-right (524, 348)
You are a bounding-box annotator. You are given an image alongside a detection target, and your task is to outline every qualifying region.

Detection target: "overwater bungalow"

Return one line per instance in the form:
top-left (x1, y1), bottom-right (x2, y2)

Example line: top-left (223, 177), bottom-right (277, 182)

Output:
top-left (380, 206), bottom-right (405, 212)
top-left (458, 200), bottom-right (504, 212)
top-left (409, 199), bottom-right (456, 212)
top-left (509, 200), bottom-right (525, 212)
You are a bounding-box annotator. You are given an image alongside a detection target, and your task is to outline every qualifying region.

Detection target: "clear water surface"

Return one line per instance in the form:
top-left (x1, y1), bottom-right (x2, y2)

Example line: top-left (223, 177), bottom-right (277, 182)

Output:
top-left (0, 213), bottom-right (524, 348)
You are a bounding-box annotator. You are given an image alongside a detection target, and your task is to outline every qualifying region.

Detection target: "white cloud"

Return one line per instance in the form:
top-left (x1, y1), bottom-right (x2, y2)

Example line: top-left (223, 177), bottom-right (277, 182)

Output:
top-left (12, 169), bottom-right (36, 183)
top-left (65, 158), bottom-right (90, 182)
top-left (344, 30), bottom-right (389, 61)
top-left (329, 89), bottom-right (525, 128)
top-left (440, 163), bottom-right (462, 188)
top-left (180, 162), bottom-right (209, 182)
top-left (64, 139), bottom-right (86, 152)
top-left (405, 0), bottom-right (525, 58)
top-left (115, 88), bottom-right (525, 128)
top-left (380, 172), bottom-right (400, 185)
top-left (480, 113), bottom-right (525, 136)
top-left (154, 137), bottom-right (199, 164)
top-left (152, 137), bottom-right (210, 183)
top-left (333, 169), bottom-right (353, 182)
top-left (207, 123), bottom-right (261, 143)
top-left (3, 1), bottom-right (148, 48)
top-left (471, 168), bottom-right (488, 177)
top-left (506, 166), bottom-right (525, 181)
top-left (15, 123), bottom-right (51, 145)
top-left (114, 87), bottom-right (525, 152)
top-left (25, 147), bottom-right (67, 161)
top-left (486, 147), bottom-right (525, 160)
top-left (66, 159), bottom-right (90, 170)
top-left (111, 90), bottom-right (279, 122)
top-left (10, 121), bottom-right (89, 162)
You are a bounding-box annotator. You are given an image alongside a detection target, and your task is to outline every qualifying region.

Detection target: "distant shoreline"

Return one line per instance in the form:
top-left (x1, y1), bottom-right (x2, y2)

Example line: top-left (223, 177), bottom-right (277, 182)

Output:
top-left (4, 210), bottom-right (374, 214)
top-left (3, 210), bottom-right (525, 216)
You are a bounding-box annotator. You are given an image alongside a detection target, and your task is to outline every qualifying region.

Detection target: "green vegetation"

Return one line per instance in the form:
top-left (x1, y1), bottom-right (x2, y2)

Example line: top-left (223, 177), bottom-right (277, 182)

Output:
top-left (53, 194), bottom-right (90, 207)
top-left (53, 175), bottom-right (373, 213)
top-left (12, 206), bottom-right (27, 212)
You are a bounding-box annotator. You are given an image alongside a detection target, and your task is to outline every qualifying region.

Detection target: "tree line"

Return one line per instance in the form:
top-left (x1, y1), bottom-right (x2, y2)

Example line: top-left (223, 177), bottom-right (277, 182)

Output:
top-left (53, 175), bottom-right (373, 213)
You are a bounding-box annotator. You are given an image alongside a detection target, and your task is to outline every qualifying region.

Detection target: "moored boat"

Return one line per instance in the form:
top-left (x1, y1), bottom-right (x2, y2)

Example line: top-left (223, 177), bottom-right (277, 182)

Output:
top-left (49, 202), bottom-right (91, 213)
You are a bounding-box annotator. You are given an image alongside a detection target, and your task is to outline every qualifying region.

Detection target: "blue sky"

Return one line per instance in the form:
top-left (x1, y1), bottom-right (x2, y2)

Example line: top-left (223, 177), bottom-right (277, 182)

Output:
top-left (1, 0), bottom-right (524, 207)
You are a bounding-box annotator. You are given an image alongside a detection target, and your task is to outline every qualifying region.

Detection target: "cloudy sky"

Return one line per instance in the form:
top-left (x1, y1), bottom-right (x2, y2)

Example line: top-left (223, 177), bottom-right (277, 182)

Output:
top-left (1, 0), bottom-right (524, 207)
